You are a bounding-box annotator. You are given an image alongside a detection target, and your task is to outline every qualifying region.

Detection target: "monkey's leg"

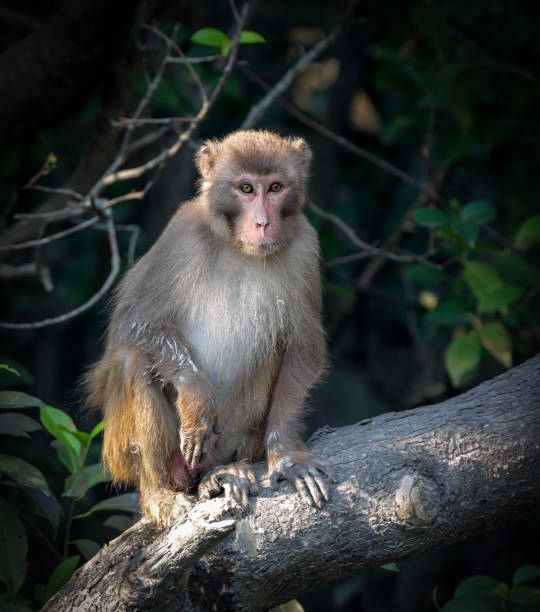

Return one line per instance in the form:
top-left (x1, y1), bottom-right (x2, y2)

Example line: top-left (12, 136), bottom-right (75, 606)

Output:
top-left (198, 462), bottom-right (259, 508)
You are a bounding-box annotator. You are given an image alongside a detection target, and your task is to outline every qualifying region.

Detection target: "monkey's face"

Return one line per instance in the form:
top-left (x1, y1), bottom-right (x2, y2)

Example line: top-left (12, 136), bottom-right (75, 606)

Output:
top-left (196, 130), bottom-right (312, 257)
top-left (227, 172), bottom-right (296, 256)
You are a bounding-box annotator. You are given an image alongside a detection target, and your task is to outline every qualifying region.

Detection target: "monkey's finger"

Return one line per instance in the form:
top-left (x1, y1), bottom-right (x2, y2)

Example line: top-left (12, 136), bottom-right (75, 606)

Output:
top-left (241, 485), bottom-right (249, 508)
top-left (270, 471), bottom-right (281, 490)
top-left (294, 475), bottom-right (315, 507)
top-left (191, 442), bottom-right (202, 466)
top-left (308, 466), bottom-right (330, 502)
top-left (300, 472), bottom-right (323, 509)
top-left (183, 441), bottom-right (194, 466)
top-left (247, 471), bottom-right (259, 496)
top-left (315, 462), bottom-right (337, 483)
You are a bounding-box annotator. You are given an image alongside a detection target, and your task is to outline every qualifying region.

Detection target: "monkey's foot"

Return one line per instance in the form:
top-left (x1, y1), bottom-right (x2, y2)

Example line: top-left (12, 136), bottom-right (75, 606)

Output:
top-left (198, 462), bottom-right (259, 509)
top-left (143, 490), bottom-right (195, 529)
top-left (268, 451), bottom-right (337, 509)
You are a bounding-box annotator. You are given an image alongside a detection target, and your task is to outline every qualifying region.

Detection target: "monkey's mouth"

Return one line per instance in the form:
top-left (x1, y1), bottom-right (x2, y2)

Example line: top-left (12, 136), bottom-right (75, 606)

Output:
top-left (241, 239), bottom-right (282, 255)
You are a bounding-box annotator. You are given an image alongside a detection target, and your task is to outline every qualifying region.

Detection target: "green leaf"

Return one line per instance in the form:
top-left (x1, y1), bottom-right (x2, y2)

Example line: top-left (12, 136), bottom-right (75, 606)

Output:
top-left (460, 201), bottom-right (497, 224)
top-left (89, 421), bottom-right (104, 439)
top-left (405, 263), bottom-right (447, 284)
top-left (190, 27), bottom-right (229, 48)
top-left (414, 208), bottom-right (451, 228)
top-left (0, 498), bottom-right (27, 596)
top-left (515, 213), bottom-right (540, 247)
top-left (103, 514), bottom-right (133, 532)
top-left (480, 322), bottom-right (512, 368)
top-left (40, 406), bottom-right (81, 458)
top-left (0, 391), bottom-right (43, 409)
top-left (71, 539), bottom-right (100, 561)
top-left (477, 285), bottom-right (523, 314)
top-left (462, 261), bottom-right (522, 312)
top-left (39, 405), bottom-right (76, 431)
top-left (0, 360), bottom-right (33, 386)
top-left (221, 39), bottom-right (233, 56)
top-left (0, 413), bottom-right (40, 438)
top-left (22, 487), bottom-right (60, 533)
top-left (444, 332), bottom-right (482, 387)
top-left (52, 440), bottom-right (79, 474)
top-left (454, 575), bottom-right (502, 600)
top-left (463, 261), bottom-right (503, 297)
top-left (239, 30), bottom-right (266, 44)
top-left (453, 221), bottom-right (479, 248)
top-left (0, 454), bottom-right (51, 492)
top-left (424, 299), bottom-right (472, 327)
top-left (513, 565), bottom-right (540, 586)
top-left (64, 429), bottom-right (91, 446)
top-left (380, 563), bottom-right (400, 572)
top-left (44, 556), bottom-right (80, 601)
top-left (64, 464), bottom-right (109, 499)
top-left (74, 492), bottom-right (140, 519)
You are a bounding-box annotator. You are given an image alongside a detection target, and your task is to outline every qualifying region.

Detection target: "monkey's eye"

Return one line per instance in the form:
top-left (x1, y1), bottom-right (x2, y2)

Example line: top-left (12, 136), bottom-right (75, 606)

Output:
top-left (269, 182), bottom-right (283, 193)
top-left (240, 183), bottom-right (254, 193)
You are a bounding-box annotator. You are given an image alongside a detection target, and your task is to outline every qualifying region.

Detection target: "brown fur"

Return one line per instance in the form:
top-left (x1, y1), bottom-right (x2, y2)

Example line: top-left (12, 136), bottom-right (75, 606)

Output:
top-left (87, 130), bottom-right (329, 526)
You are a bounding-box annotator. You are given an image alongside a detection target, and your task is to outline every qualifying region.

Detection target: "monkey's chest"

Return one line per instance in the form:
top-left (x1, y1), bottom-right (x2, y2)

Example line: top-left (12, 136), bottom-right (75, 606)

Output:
top-left (183, 286), bottom-right (289, 402)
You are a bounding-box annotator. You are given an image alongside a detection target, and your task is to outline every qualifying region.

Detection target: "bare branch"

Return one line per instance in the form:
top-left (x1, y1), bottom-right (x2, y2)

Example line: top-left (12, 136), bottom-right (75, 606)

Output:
top-left (308, 201), bottom-right (434, 266)
top-left (0, 263), bottom-right (37, 278)
top-left (143, 22), bottom-right (208, 107)
top-left (99, 4), bottom-right (249, 189)
top-left (0, 213), bottom-right (120, 329)
top-left (42, 356), bottom-right (540, 611)
top-left (241, 27), bottom-right (341, 130)
top-left (242, 67), bottom-right (444, 202)
top-left (0, 216), bottom-right (99, 251)
top-left (167, 54), bottom-right (222, 64)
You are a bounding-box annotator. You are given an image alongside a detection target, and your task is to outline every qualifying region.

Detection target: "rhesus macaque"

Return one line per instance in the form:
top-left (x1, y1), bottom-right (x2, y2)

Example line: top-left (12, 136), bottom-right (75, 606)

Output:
top-left (87, 130), bottom-right (335, 527)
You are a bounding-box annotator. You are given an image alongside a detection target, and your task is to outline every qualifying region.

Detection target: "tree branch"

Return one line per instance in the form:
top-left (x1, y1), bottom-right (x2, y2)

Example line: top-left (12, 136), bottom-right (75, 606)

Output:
top-left (44, 354), bottom-right (540, 611)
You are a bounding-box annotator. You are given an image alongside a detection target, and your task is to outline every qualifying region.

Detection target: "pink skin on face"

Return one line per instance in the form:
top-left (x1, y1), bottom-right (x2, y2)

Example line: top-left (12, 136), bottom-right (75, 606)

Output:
top-left (232, 174), bottom-right (290, 253)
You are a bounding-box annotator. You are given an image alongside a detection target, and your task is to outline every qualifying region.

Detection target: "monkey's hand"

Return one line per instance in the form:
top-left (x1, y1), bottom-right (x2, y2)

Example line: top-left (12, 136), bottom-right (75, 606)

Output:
top-left (198, 463), bottom-right (259, 509)
top-left (177, 373), bottom-right (218, 468)
top-left (267, 451), bottom-right (336, 509)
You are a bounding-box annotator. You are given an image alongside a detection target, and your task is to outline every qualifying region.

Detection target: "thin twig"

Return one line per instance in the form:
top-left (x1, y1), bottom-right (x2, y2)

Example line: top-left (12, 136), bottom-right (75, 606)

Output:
top-left (0, 213), bottom-right (120, 329)
top-left (100, 4), bottom-right (249, 188)
top-left (167, 54), bottom-right (222, 64)
top-left (242, 66), bottom-right (444, 202)
top-left (143, 22), bottom-right (208, 106)
top-left (24, 184), bottom-right (84, 200)
top-left (309, 202), bottom-right (435, 266)
top-left (113, 116), bottom-right (196, 127)
top-left (0, 216), bottom-right (99, 251)
top-left (241, 26), bottom-right (341, 129)
top-left (0, 262), bottom-right (37, 278)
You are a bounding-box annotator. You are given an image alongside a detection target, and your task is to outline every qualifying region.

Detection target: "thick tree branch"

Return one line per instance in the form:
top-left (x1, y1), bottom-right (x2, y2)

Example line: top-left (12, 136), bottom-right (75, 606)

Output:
top-left (44, 354), bottom-right (540, 611)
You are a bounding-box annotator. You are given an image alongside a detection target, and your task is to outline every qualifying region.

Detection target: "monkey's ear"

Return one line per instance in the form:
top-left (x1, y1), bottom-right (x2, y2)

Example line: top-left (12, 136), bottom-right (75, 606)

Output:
top-left (290, 137), bottom-right (313, 169)
top-left (196, 141), bottom-right (219, 179)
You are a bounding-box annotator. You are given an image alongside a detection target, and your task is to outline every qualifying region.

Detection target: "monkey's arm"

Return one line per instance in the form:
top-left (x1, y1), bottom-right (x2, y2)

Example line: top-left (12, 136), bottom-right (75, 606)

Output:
top-left (117, 320), bottom-right (217, 468)
top-left (264, 342), bottom-right (336, 508)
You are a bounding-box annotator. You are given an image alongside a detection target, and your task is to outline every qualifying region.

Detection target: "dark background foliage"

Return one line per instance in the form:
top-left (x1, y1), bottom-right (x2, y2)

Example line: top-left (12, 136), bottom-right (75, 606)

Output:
top-left (0, 0), bottom-right (539, 609)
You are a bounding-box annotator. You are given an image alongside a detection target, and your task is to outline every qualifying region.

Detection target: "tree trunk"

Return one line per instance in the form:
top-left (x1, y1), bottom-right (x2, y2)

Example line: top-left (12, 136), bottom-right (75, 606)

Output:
top-left (43, 354), bottom-right (540, 611)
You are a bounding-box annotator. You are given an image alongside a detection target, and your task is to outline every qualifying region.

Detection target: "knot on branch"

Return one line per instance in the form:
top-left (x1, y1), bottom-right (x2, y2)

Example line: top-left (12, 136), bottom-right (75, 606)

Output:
top-left (395, 474), bottom-right (440, 526)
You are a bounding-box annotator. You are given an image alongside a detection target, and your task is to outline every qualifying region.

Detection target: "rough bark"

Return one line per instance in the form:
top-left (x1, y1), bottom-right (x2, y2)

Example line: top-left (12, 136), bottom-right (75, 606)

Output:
top-left (44, 354), bottom-right (540, 611)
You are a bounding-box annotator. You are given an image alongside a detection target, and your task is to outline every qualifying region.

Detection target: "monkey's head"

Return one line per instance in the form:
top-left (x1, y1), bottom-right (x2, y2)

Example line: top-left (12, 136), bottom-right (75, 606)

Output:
top-left (196, 130), bottom-right (312, 256)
